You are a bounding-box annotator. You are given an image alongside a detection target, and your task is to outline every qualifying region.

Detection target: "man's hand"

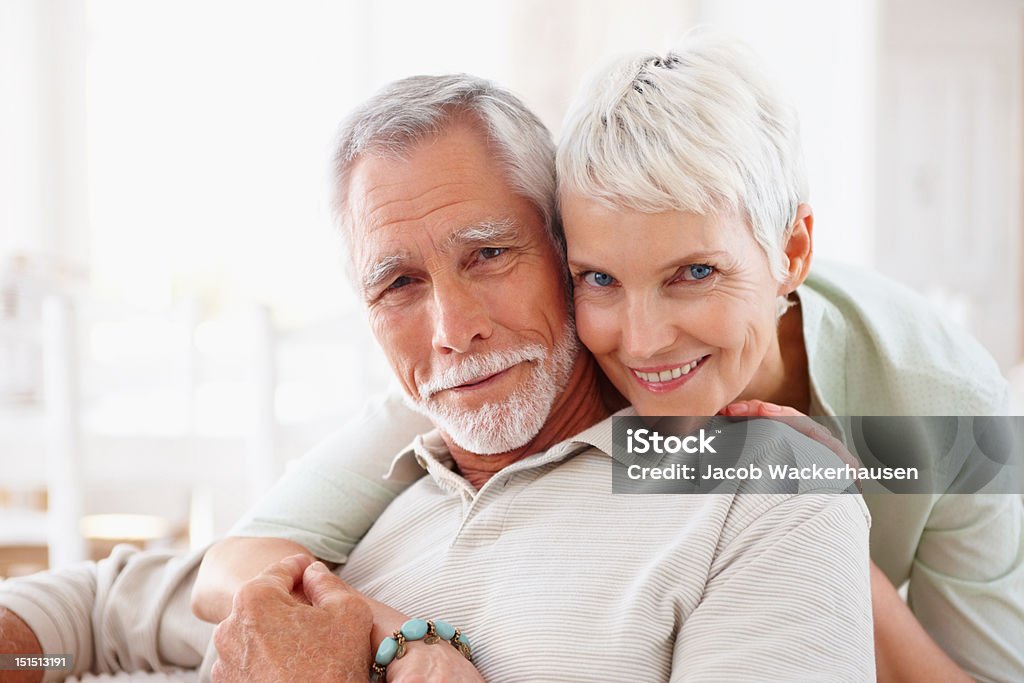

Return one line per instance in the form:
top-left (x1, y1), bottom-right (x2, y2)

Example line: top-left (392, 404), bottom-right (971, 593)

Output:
top-left (0, 608), bottom-right (44, 683)
top-left (212, 555), bottom-right (372, 683)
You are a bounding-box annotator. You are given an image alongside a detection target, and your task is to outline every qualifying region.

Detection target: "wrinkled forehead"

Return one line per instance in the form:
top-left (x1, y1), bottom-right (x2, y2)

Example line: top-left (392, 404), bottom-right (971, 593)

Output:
top-left (345, 163), bottom-right (530, 250)
top-left (343, 124), bottom-right (509, 229)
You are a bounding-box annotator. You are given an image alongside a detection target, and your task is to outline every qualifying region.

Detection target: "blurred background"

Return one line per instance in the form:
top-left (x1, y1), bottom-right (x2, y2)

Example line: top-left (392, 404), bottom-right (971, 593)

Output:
top-left (0, 0), bottom-right (1022, 575)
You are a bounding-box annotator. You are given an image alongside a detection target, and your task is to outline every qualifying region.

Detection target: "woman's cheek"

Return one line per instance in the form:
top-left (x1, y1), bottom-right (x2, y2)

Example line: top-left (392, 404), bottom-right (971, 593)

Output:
top-left (574, 299), bottom-right (618, 356)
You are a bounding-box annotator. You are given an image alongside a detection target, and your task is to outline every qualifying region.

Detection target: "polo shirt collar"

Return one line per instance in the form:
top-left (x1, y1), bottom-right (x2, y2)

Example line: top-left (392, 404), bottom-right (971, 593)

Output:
top-left (567, 407), bottom-right (635, 462)
top-left (382, 408), bottom-right (634, 489)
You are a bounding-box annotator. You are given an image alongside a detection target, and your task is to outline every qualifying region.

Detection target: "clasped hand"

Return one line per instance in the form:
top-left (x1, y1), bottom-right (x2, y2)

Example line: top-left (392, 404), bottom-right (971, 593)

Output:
top-left (212, 554), bottom-right (484, 682)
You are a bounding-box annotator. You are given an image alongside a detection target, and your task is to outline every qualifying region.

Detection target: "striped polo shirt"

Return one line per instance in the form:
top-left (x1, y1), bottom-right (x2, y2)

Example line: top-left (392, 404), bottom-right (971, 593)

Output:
top-left (339, 413), bottom-right (874, 682)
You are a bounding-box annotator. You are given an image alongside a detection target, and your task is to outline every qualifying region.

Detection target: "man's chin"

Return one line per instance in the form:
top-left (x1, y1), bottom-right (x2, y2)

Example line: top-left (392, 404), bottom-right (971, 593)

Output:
top-left (435, 408), bottom-right (545, 455)
top-left (443, 430), bottom-right (531, 456)
top-left (404, 396), bottom-right (549, 456)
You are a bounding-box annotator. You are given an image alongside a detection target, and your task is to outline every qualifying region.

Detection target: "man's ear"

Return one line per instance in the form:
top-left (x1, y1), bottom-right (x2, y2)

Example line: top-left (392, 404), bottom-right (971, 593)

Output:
top-left (778, 203), bottom-right (813, 295)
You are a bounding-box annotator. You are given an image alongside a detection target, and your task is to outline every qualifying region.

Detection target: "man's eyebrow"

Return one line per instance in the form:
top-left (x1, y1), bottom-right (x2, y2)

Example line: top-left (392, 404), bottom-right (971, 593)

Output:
top-left (360, 219), bottom-right (521, 294)
top-left (361, 252), bottom-right (411, 293)
top-left (443, 218), bottom-right (521, 251)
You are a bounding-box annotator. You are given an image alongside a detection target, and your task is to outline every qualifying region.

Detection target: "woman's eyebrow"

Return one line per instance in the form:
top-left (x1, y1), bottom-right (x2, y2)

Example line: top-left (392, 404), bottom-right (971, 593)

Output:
top-left (567, 257), bottom-right (602, 272)
top-left (569, 250), bottom-right (731, 272)
top-left (658, 250), bottom-right (731, 267)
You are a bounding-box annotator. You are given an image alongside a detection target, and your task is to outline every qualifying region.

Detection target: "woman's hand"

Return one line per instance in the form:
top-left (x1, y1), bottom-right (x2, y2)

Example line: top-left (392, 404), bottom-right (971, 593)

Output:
top-left (384, 637), bottom-right (486, 683)
top-left (362, 596), bottom-right (485, 682)
top-left (720, 399), bottom-right (834, 448)
top-left (720, 399), bottom-right (862, 490)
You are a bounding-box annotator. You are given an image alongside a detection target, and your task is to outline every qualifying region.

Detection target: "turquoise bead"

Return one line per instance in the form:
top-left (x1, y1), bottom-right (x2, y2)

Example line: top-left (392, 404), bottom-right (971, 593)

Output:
top-left (375, 637), bottom-right (398, 666)
top-left (433, 620), bottom-right (456, 640)
top-left (401, 618), bottom-right (429, 641)
top-left (458, 633), bottom-right (471, 649)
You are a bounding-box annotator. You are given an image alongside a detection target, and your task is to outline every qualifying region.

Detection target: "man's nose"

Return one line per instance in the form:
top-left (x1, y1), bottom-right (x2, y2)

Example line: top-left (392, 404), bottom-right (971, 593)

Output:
top-left (621, 295), bottom-right (680, 361)
top-left (430, 281), bottom-right (493, 354)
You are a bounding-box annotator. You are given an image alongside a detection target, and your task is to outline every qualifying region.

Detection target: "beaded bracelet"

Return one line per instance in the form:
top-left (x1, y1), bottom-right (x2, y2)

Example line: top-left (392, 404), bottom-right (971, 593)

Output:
top-left (370, 618), bottom-right (472, 681)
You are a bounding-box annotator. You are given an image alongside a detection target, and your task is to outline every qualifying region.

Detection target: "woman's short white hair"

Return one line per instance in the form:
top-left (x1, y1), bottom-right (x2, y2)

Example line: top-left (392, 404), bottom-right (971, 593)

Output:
top-left (557, 34), bottom-right (808, 282)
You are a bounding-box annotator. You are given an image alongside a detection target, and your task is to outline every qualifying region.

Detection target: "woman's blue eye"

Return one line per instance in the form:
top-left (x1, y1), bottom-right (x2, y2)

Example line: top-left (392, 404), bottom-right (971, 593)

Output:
top-left (684, 264), bottom-right (714, 281)
top-left (583, 271), bottom-right (615, 287)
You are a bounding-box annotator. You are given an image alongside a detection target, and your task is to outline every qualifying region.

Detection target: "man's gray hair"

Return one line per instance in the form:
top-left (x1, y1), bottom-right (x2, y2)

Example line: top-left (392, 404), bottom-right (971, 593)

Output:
top-left (331, 74), bottom-right (564, 270)
top-left (557, 34), bottom-right (808, 281)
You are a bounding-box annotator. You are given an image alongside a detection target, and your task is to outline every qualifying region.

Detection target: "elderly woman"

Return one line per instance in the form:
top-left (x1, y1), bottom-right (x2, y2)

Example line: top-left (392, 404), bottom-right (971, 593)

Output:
top-left (555, 36), bottom-right (1022, 681)
top-left (190, 36), bottom-right (1021, 682)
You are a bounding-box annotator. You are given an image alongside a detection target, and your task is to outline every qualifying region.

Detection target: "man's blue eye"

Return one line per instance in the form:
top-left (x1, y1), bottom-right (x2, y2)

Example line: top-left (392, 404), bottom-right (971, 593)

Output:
top-left (583, 271), bottom-right (615, 287)
top-left (480, 247), bottom-right (506, 260)
top-left (386, 275), bottom-right (413, 290)
top-left (686, 264), bottom-right (714, 280)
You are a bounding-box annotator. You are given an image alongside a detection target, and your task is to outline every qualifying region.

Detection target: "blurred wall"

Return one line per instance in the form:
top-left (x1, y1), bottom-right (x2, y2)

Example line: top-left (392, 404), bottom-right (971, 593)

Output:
top-left (876, 0), bottom-right (1024, 366)
top-left (1, 0), bottom-right (1023, 563)
top-left (0, 0), bottom-right (88, 268)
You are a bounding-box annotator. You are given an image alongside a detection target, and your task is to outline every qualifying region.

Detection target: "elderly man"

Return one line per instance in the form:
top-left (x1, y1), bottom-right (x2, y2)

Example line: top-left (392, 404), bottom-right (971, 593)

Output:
top-left (0, 74), bottom-right (872, 682)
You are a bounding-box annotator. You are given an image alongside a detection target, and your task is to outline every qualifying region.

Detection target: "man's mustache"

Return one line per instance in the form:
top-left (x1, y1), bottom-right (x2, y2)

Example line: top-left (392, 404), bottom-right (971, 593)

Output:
top-left (418, 345), bottom-right (546, 400)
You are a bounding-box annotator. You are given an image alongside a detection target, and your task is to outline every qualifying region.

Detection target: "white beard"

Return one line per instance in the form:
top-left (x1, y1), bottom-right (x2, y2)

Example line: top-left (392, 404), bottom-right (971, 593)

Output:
top-left (405, 323), bottom-right (579, 455)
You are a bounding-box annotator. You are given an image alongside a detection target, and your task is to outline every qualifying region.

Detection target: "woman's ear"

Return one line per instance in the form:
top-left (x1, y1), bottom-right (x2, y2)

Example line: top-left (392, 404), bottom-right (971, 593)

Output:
top-left (779, 203), bottom-right (813, 294)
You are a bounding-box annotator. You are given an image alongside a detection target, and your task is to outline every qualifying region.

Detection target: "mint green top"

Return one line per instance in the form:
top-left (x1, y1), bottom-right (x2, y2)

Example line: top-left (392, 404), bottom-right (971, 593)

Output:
top-left (800, 261), bottom-right (1007, 417)
top-left (233, 261), bottom-right (1023, 680)
top-left (799, 263), bottom-right (1022, 679)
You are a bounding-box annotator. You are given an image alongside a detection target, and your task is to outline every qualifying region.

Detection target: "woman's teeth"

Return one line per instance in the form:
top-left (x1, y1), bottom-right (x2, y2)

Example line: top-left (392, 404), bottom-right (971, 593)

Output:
top-left (633, 358), bottom-right (701, 383)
